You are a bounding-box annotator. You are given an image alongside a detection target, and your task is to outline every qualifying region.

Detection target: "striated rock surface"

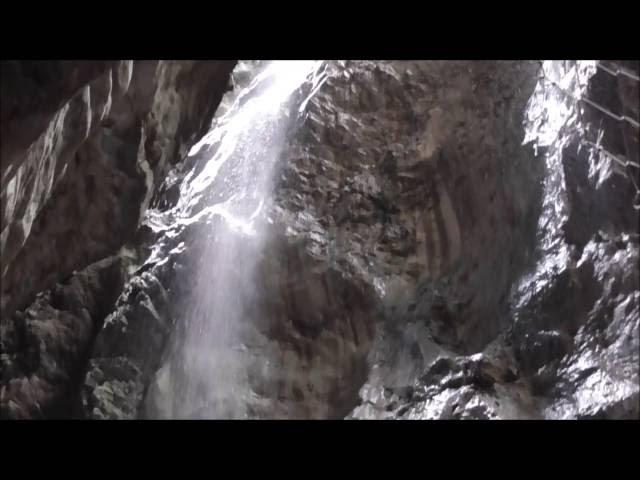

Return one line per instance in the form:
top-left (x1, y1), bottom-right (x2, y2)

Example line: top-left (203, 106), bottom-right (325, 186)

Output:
top-left (275, 61), bottom-right (544, 353)
top-left (83, 60), bottom-right (632, 420)
top-left (1, 256), bottom-right (124, 418)
top-left (349, 61), bottom-right (639, 419)
top-left (2, 60), bottom-right (637, 420)
top-left (82, 62), bottom-right (379, 419)
top-left (1, 60), bottom-right (235, 315)
top-left (1, 60), bottom-right (235, 418)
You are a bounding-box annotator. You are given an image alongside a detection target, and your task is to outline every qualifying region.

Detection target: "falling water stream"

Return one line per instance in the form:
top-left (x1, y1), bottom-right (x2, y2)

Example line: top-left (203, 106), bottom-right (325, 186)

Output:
top-left (145, 61), bottom-right (327, 419)
top-left (140, 60), bottom-right (612, 419)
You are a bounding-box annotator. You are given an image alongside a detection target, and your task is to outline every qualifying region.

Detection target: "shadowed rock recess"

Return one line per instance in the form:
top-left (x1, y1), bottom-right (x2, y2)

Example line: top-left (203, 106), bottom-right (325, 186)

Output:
top-left (1, 60), bottom-right (638, 419)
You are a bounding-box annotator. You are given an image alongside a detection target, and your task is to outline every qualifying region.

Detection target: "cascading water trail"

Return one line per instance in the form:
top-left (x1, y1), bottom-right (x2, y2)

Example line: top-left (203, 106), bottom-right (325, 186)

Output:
top-left (145, 61), bottom-right (326, 419)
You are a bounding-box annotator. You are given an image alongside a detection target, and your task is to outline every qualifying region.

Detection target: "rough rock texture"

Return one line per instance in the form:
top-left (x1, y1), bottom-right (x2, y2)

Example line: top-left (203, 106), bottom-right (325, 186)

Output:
top-left (1, 61), bottom-right (116, 177)
top-left (82, 63), bottom-right (379, 419)
top-left (349, 60), bottom-right (639, 419)
top-left (3, 60), bottom-right (638, 419)
top-left (80, 60), bottom-right (563, 419)
top-left (1, 61), bottom-right (235, 315)
top-left (0, 60), bottom-right (235, 418)
top-left (0, 256), bottom-right (124, 419)
top-left (84, 215), bottom-right (377, 419)
top-left (275, 61), bottom-right (543, 353)
top-left (507, 60), bottom-right (640, 419)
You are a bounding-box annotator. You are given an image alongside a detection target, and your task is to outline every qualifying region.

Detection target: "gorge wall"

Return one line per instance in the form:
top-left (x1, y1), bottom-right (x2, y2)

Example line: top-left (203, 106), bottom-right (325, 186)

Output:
top-left (1, 60), bottom-right (638, 419)
top-left (1, 60), bottom-right (235, 418)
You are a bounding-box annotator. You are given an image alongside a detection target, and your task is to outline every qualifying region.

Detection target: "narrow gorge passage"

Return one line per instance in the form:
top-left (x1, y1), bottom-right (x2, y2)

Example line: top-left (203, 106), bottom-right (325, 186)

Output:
top-left (1, 60), bottom-right (638, 420)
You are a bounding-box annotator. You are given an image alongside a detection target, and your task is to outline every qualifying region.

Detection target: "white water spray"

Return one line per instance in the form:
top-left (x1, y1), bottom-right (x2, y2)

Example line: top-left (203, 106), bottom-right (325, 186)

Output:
top-left (145, 61), bottom-right (326, 419)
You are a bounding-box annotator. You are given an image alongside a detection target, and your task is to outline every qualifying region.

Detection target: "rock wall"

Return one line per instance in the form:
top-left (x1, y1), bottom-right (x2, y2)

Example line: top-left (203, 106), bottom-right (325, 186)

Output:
top-left (2, 60), bottom-right (637, 420)
top-left (80, 60), bottom-right (579, 420)
top-left (82, 62), bottom-right (380, 419)
top-left (1, 60), bottom-right (235, 418)
top-left (1, 61), bottom-right (235, 315)
top-left (349, 61), bottom-right (639, 419)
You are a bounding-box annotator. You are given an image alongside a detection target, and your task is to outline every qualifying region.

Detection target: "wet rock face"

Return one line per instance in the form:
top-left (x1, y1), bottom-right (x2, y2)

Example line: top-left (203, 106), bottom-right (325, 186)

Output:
top-left (78, 61), bottom-right (377, 419)
top-left (0, 257), bottom-right (124, 419)
top-left (0, 60), bottom-right (235, 418)
top-left (350, 61), bottom-right (639, 419)
top-left (1, 61), bottom-right (117, 176)
top-left (276, 61), bottom-right (543, 352)
top-left (512, 236), bottom-right (639, 418)
top-left (508, 61), bottom-right (639, 419)
top-left (82, 61), bottom-right (639, 420)
top-left (83, 212), bottom-right (377, 419)
top-left (3, 60), bottom-right (638, 419)
top-left (83, 60), bottom-right (550, 419)
top-left (1, 60), bottom-right (236, 316)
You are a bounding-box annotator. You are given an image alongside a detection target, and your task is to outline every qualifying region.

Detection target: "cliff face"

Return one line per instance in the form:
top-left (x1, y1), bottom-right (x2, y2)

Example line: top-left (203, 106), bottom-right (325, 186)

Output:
top-left (1, 60), bottom-right (637, 420)
top-left (0, 60), bottom-right (235, 418)
top-left (349, 61), bottom-right (639, 419)
top-left (1, 61), bottom-right (235, 315)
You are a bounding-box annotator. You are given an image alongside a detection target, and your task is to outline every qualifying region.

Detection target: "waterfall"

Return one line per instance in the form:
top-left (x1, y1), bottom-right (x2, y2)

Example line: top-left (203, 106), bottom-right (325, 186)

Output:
top-left (145, 61), bottom-right (326, 419)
